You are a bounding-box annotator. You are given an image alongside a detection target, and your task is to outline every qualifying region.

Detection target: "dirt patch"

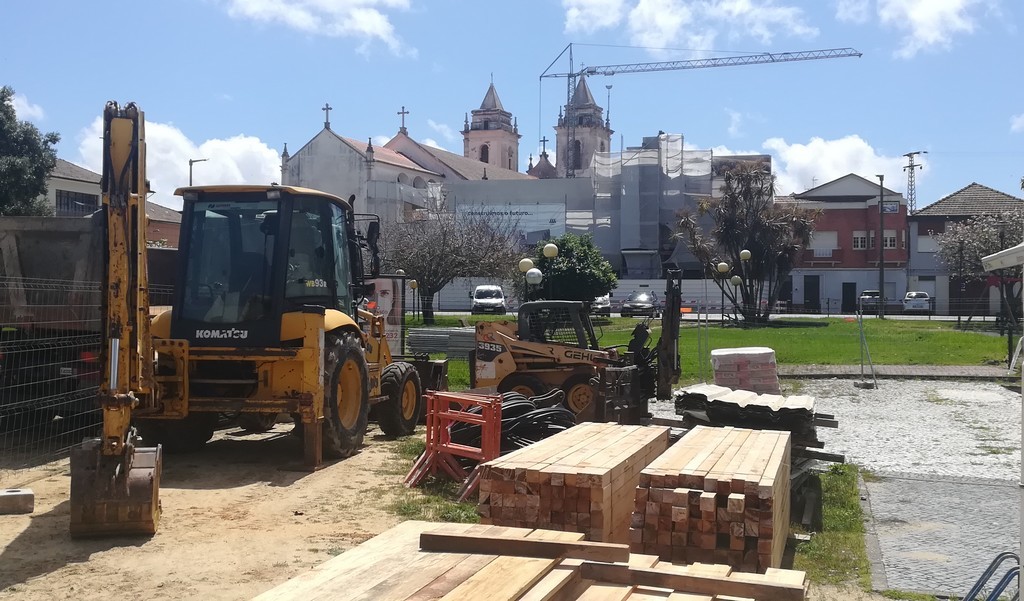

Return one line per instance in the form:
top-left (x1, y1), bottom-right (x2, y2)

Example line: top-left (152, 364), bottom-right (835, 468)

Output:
top-left (0, 424), bottom-right (404, 601)
top-left (811, 584), bottom-right (890, 600)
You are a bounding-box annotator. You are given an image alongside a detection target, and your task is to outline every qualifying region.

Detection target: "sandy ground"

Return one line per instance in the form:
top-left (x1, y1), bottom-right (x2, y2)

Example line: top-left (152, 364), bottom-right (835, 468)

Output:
top-left (0, 420), bottom-right (890, 601)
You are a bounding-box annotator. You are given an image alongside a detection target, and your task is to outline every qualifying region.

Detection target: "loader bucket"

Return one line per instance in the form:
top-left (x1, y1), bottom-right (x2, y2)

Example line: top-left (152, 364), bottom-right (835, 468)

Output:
top-left (69, 438), bottom-right (162, 538)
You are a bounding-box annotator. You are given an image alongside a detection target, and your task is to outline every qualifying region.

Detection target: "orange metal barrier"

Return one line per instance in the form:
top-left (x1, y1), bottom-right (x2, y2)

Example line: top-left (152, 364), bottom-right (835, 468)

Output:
top-left (403, 390), bottom-right (501, 501)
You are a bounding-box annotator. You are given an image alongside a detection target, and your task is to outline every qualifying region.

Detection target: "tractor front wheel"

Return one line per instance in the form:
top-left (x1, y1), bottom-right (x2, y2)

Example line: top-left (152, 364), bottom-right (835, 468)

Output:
top-left (321, 331), bottom-right (370, 459)
top-left (562, 374), bottom-right (598, 422)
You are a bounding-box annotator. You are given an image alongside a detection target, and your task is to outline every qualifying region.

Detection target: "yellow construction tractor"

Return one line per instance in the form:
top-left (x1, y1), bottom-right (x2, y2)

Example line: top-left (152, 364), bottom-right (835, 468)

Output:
top-left (68, 101), bottom-right (439, 537)
top-left (471, 275), bottom-right (681, 422)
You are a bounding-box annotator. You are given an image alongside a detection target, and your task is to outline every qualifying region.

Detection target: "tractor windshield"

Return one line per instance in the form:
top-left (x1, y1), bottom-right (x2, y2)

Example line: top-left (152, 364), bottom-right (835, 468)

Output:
top-left (181, 199), bottom-right (279, 324)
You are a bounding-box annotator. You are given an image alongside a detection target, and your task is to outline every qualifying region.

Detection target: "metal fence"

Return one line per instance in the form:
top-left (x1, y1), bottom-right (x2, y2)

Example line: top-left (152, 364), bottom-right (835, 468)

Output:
top-left (0, 277), bottom-right (103, 469)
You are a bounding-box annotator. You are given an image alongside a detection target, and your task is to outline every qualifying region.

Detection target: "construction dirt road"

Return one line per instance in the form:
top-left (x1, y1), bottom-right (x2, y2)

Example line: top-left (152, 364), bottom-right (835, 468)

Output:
top-left (1, 423), bottom-right (889, 601)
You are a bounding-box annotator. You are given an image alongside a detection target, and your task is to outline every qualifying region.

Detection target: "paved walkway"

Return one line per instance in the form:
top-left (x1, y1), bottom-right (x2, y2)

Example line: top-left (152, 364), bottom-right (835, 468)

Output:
top-left (778, 364), bottom-right (1015, 380)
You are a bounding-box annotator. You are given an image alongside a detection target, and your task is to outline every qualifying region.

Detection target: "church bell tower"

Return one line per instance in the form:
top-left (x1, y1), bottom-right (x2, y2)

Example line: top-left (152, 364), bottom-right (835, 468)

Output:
top-left (462, 82), bottom-right (521, 171)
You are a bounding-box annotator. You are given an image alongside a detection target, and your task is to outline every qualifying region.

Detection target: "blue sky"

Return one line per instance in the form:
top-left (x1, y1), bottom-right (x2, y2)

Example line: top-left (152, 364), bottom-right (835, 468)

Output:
top-left (5, 0), bottom-right (1023, 211)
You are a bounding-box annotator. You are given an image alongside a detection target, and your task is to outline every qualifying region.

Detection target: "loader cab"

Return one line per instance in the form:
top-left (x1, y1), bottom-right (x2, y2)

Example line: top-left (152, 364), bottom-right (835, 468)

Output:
top-left (171, 185), bottom-right (375, 347)
top-left (516, 301), bottom-right (600, 351)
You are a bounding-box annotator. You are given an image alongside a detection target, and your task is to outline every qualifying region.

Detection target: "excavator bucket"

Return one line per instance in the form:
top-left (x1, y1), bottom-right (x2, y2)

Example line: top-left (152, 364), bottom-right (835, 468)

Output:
top-left (69, 437), bottom-right (162, 538)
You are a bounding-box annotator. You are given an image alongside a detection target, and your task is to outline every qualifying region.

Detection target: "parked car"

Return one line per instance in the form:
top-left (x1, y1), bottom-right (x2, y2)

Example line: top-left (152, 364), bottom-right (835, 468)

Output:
top-left (470, 285), bottom-right (507, 315)
top-left (620, 291), bottom-right (660, 318)
top-left (902, 291), bottom-right (932, 314)
top-left (591, 294), bottom-right (611, 317)
top-left (858, 289), bottom-right (881, 311)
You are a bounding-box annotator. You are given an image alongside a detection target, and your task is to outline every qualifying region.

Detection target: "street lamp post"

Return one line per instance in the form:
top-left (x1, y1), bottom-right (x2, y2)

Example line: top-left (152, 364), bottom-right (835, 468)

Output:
top-left (189, 158), bottom-right (209, 186)
top-left (730, 274), bottom-right (742, 322)
top-left (518, 258), bottom-right (534, 305)
top-left (543, 243), bottom-right (559, 299)
top-left (739, 248), bottom-right (752, 320)
top-left (409, 279), bottom-right (418, 320)
top-left (716, 261), bottom-right (730, 325)
top-left (526, 268), bottom-right (543, 302)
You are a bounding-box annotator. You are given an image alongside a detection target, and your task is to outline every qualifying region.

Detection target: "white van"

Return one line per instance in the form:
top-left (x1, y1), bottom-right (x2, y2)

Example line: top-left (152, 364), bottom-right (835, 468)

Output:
top-left (470, 285), bottom-right (507, 315)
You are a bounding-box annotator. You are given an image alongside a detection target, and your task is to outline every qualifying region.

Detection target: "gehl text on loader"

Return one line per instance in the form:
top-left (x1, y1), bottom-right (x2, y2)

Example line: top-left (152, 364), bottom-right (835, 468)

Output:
top-left (69, 101), bottom-right (444, 537)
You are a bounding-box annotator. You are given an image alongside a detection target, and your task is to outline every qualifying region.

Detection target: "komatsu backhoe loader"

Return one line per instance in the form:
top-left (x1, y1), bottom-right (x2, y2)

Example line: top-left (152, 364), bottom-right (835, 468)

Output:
top-left (69, 101), bottom-right (438, 537)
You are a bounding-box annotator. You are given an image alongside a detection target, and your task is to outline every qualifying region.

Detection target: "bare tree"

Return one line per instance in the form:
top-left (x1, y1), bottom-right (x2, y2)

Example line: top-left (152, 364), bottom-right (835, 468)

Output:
top-left (381, 210), bottom-right (522, 323)
top-left (677, 166), bottom-right (817, 323)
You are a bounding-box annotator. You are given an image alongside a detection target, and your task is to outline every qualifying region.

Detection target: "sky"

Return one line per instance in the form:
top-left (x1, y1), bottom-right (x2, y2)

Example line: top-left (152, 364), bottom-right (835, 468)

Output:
top-left (4, 0), bottom-right (1023, 211)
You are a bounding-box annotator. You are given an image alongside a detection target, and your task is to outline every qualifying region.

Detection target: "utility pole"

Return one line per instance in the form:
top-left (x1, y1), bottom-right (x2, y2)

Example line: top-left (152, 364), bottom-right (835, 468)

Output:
top-left (877, 174), bottom-right (885, 319)
top-left (903, 151), bottom-right (926, 215)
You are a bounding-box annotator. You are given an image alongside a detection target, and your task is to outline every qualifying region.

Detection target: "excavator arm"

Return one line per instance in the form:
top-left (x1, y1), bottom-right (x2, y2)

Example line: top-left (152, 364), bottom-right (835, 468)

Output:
top-left (69, 102), bottom-right (162, 538)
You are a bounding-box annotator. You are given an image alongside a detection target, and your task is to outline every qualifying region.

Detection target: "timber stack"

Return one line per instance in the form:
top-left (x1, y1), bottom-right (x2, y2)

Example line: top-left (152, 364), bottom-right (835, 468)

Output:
top-left (477, 422), bottom-right (670, 543)
top-left (255, 520), bottom-right (811, 600)
top-left (630, 426), bottom-right (791, 572)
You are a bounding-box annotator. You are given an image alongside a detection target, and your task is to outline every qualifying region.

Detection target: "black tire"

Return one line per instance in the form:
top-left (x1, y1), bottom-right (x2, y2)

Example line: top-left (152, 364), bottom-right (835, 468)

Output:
top-left (497, 373), bottom-right (547, 398)
top-left (237, 412), bottom-right (280, 433)
top-left (135, 412), bottom-right (218, 453)
top-left (562, 374), bottom-right (598, 422)
top-left (468, 350), bottom-right (477, 389)
top-left (321, 331), bottom-right (370, 459)
top-left (377, 362), bottom-right (422, 437)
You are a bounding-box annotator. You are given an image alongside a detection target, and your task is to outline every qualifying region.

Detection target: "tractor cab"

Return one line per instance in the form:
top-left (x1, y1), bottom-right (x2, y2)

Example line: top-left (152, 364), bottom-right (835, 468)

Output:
top-left (516, 300), bottom-right (600, 351)
top-left (170, 185), bottom-right (378, 347)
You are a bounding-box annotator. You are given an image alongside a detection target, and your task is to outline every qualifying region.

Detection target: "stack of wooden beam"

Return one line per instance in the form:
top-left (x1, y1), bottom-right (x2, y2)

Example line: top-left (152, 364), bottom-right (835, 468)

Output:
top-left (254, 521), bottom-right (811, 600)
top-left (630, 426), bottom-right (792, 572)
top-left (477, 422), bottom-right (670, 543)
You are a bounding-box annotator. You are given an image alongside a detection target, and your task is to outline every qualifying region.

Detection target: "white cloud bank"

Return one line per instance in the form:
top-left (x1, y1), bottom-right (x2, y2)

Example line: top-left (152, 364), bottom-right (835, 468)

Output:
top-left (877, 0), bottom-right (994, 58)
top-left (75, 117), bottom-right (281, 210)
top-left (221, 0), bottom-right (414, 56)
top-left (763, 134), bottom-right (911, 194)
top-left (12, 93), bottom-right (44, 121)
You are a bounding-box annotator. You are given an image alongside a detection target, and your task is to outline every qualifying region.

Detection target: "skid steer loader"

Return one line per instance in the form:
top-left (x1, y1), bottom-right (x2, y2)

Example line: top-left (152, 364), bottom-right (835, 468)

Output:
top-left (470, 273), bottom-right (681, 422)
top-left (68, 101), bottom-right (442, 537)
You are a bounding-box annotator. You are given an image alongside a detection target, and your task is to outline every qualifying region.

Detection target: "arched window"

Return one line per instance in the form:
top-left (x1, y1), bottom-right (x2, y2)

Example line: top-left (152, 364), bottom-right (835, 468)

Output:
top-left (507, 148), bottom-right (514, 170)
top-left (600, 141), bottom-right (606, 152)
top-left (480, 144), bottom-right (490, 164)
top-left (571, 140), bottom-right (583, 170)
top-left (412, 176), bottom-right (426, 189)
top-left (397, 173), bottom-right (409, 185)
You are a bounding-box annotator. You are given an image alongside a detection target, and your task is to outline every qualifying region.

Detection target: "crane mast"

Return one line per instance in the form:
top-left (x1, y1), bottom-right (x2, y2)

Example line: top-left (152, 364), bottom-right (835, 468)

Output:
top-left (541, 45), bottom-right (862, 178)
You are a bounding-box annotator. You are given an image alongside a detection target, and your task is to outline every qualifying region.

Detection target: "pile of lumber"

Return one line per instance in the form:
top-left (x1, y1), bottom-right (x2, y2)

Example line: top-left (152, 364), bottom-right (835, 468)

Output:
top-left (711, 347), bottom-right (781, 395)
top-left (478, 422), bottom-right (670, 543)
top-left (254, 520), bottom-right (810, 600)
top-left (630, 426), bottom-right (792, 572)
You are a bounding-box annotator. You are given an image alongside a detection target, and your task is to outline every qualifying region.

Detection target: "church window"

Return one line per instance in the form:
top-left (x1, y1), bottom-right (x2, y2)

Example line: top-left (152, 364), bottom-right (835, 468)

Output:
top-left (480, 144), bottom-right (490, 164)
top-left (571, 140), bottom-right (582, 170)
top-left (600, 141), bottom-right (605, 152)
top-left (507, 149), bottom-right (513, 170)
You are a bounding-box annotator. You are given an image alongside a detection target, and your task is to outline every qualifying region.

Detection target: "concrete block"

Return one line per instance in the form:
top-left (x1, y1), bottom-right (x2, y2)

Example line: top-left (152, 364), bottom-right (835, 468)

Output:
top-left (0, 488), bottom-right (35, 514)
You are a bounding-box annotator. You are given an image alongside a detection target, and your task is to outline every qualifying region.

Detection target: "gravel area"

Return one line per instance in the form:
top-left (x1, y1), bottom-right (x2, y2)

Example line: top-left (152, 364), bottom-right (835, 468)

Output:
top-left (652, 378), bottom-right (1022, 481)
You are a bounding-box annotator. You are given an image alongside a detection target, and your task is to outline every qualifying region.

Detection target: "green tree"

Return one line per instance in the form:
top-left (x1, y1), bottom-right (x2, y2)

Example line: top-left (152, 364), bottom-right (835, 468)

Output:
top-left (380, 210), bottom-right (520, 324)
top-left (933, 208), bottom-right (1024, 321)
top-left (676, 165), bottom-right (816, 323)
top-left (518, 232), bottom-right (617, 303)
top-left (0, 86), bottom-right (58, 216)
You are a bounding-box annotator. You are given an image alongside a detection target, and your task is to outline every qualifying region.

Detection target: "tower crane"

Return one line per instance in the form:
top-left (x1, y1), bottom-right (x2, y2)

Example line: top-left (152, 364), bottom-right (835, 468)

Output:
top-left (540, 44), bottom-right (862, 178)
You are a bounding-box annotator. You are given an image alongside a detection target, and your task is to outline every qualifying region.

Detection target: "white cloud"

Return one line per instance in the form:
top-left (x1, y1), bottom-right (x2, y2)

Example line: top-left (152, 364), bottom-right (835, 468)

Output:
top-left (12, 93), bottom-right (44, 121)
top-left (567, 0), bottom-right (815, 53)
top-left (222, 0), bottom-right (414, 56)
top-left (835, 0), bottom-right (871, 23)
top-left (878, 0), bottom-right (988, 58)
top-left (1011, 113), bottom-right (1024, 133)
top-left (422, 138), bottom-right (446, 151)
top-left (427, 119), bottom-right (457, 142)
top-left (75, 117), bottom-right (280, 210)
top-left (563, 0), bottom-right (627, 34)
top-left (725, 109), bottom-right (743, 137)
top-left (372, 135), bottom-right (391, 147)
top-left (762, 135), bottom-right (909, 194)
top-left (628, 0), bottom-right (692, 48)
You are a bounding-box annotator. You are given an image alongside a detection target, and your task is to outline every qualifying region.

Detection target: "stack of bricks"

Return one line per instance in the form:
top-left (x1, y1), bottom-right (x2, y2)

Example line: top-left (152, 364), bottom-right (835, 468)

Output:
top-left (478, 422), bottom-right (670, 543)
top-left (629, 425), bottom-right (791, 572)
top-left (711, 347), bottom-right (781, 394)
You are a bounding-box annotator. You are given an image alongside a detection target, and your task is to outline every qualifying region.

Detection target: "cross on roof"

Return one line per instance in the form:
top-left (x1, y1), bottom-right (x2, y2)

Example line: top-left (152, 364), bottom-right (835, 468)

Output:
top-left (322, 103), bottom-right (332, 130)
top-left (398, 105), bottom-right (409, 133)
top-left (540, 136), bottom-right (549, 154)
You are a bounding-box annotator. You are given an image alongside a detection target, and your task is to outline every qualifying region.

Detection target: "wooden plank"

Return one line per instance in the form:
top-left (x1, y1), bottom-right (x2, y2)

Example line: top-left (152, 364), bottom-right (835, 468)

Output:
top-left (420, 531), bottom-right (630, 562)
top-left (577, 562), bottom-right (805, 601)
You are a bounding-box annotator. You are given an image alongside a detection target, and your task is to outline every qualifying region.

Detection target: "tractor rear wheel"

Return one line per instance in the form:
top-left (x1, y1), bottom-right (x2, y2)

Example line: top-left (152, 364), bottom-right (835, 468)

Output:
top-left (498, 373), bottom-right (547, 398)
top-left (562, 374), bottom-right (598, 422)
top-left (321, 331), bottom-right (370, 459)
top-left (377, 362), bottom-right (422, 437)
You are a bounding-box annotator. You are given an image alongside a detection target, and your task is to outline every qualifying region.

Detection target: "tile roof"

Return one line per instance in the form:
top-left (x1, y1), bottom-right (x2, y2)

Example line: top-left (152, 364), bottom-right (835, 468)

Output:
top-left (914, 182), bottom-right (1023, 217)
top-left (335, 133), bottom-right (437, 174)
top-left (147, 201), bottom-right (181, 223)
top-left (416, 144), bottom-right (535, 181)
top-left (52, 158), bottom-right (100, 183)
